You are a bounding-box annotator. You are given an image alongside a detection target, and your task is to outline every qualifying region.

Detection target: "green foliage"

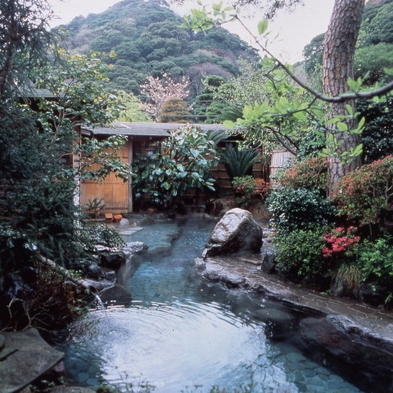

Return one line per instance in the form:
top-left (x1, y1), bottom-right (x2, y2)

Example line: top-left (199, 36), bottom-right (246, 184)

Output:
top-left (302, 33), bottom-right (324, 86)
top-left (295, 127), bottom-right (326, 159)
top-left (321, 106), bottom-right (365, 166)
top-left (83, 224), bottom-right (126, 250)
top-left (193, 75), bottom-right (233, 123)
top-left (0, 259), bottom-right (90, 334)
top-left (132, 124), bottom-right (221, 208)
top-left (217, 58), bottom-right (325, 154)
top-left (355, 43), bottom-right (393, 84)
top-left (0, 0), bottom-right (53, 99)
top-left (332, 263), bottom-right (362, 294)
top-left (116, 90), bottom-right (151, 122)
top-left (158, 97), bottom-right (193, 123)
top-left (0, 107), bottom-right (81, 269)
top-left (266, 187), bottom-right (336, 235)
top-left (356, 235), bottom-right (393, 303)
top-left (359, 1), bottom-right (393, 46)
top-left (359, 95), bottom-right (393, 163)
top-left (84, 198), bottom-right (106, 218)
top-left (36, 50), bottom-right (119, 128)
top-left (221, 144), bottom-right (258, 179)
top-left (330, 156), bottom-right (393, 227)
top-left (267, 154), bottom-right (335, 235)
top-left (0, 0), bottom-right (135, 336)
top-left (273, 226), bottom-right (328, 282)
top-left (232, 176), bottom-right (269, 207)
top-left (58, 0), bottom-right (258, 97)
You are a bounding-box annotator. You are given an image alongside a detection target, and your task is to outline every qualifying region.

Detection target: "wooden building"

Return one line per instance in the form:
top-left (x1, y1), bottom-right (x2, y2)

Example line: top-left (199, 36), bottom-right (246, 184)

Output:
top-left (79, 122), bottom-right (270, 215)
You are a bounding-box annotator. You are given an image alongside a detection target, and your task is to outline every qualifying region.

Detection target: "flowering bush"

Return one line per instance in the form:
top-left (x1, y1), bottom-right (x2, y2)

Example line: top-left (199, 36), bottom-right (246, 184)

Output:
top-left (330, 155), bottom-right (393, 226)
top-left (232, 176), bottom-right (269, 207)
top-left (322, 226), bottom-right (361, 259)
top-left (277, 156), bottom-right (328, 192)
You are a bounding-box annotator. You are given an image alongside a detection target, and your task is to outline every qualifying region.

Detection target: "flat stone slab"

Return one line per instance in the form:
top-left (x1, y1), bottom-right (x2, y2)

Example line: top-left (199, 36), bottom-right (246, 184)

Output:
top-left (50, 387), bottom-right (95, 393)
top-left (118, 227), bottom-right (143, 235)
top-left (0, 328), bottom-right (64, 393)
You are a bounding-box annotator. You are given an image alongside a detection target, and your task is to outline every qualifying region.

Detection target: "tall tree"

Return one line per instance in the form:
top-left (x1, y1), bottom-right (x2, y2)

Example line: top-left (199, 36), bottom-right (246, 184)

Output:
top-left (323, 0), bottom-right (365, 185)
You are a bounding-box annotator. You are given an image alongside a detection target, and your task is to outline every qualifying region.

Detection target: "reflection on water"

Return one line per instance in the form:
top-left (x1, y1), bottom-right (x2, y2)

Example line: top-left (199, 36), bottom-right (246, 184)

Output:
top-left (62, 219), bottom-right (363, 393)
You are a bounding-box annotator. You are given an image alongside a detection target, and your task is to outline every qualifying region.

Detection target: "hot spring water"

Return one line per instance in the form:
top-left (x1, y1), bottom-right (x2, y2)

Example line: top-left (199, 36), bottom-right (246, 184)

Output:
top-left (61, 219), bottom-right (363, 393)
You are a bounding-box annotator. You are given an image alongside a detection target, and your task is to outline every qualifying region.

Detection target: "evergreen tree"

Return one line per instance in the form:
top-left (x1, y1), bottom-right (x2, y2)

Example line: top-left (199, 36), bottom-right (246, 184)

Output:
top-left (158, 97), bottom-right (193, 123)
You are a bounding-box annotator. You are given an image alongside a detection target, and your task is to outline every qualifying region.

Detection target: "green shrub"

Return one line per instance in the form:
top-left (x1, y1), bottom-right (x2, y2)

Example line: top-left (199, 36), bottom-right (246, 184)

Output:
top-left (274, 226), bottom-right (329, 284)
top-left (356, 235), bottom-right (393, 301)
top-left (266, 187), bottom-right (336, 234)
top-left (83, 224), bottom-right (126, 250)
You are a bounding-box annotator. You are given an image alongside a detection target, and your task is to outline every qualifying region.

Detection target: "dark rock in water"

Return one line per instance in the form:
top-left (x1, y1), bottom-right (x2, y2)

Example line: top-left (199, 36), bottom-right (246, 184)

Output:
top-left (0, 328), bottom-right (64, 393)
top-left (295, 316), bottom-right (393, 393)
top-left (253, 307), bottom-right (296, 340)
top-left (99, 284), bottom-right (132, 307)
top-left (99, 250), bottom-right (127, 270)
top-left (202, 208), bottom-right (262, 258)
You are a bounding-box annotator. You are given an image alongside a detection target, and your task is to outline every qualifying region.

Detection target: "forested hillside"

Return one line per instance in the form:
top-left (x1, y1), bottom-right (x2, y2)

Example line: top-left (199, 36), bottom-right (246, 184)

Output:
top-left (56, 0), bottom-right (258, 98)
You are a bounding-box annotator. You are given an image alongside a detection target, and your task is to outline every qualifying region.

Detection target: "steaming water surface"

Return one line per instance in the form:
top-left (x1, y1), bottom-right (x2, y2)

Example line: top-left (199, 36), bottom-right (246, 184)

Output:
top-left (62, 219), bottom-right (363, 393)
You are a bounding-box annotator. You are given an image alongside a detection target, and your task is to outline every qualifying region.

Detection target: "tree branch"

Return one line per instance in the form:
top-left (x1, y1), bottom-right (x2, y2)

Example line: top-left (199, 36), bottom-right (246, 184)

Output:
top-left (234, 15), bottom-right (393, 103)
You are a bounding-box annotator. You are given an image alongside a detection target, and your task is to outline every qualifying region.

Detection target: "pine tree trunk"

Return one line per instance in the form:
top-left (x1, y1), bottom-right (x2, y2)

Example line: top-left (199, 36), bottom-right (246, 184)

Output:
top-left (323, 0), bottom-right (365, 189)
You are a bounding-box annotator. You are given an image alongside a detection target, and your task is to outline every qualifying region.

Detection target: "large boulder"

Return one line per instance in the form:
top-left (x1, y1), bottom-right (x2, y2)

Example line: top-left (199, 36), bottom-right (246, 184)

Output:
top-left (202, 208), bottom-right (262, 258)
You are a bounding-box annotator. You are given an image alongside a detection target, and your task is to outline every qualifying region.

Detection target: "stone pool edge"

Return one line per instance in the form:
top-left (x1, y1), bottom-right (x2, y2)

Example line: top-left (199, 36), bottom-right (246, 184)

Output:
top-left (195, 254), bottom-right (393, 393)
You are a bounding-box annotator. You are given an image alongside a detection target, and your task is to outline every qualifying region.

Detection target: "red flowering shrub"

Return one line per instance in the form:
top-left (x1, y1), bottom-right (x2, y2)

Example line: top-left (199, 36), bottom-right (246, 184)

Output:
top-left (232, 176), bottom-right (270, 207)
top-left (277, 156), bottom-right (328, 192)
top-left (322, 226), bottom-right (361, 259)
top-left (330, 156), bottom-right (393, 226)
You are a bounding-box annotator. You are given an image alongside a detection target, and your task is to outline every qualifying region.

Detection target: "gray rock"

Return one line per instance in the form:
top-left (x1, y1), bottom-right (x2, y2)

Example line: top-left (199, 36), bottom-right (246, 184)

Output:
top-left (203, 208), bottom-right (262, 258)
top-left (99, 250), bottom-right (127, 270)
top-left (261, 248), bottom-right (276, 274)
top-left (0, 328), bottom-right (64, 393)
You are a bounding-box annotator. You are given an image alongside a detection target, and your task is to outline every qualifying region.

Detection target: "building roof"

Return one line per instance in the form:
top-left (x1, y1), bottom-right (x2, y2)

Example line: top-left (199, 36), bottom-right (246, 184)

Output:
top-left (85, 122), bottom-right (229, 138)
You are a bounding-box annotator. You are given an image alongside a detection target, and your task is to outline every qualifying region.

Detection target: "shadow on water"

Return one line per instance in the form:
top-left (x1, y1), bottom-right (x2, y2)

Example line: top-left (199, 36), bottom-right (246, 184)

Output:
top-left (61, 218), bottom-right (364, 393)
